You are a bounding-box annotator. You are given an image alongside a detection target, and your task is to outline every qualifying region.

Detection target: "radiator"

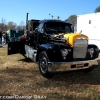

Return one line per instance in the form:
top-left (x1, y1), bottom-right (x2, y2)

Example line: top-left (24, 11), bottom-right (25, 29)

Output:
top-left (73, 39), bottom-right (88, 58)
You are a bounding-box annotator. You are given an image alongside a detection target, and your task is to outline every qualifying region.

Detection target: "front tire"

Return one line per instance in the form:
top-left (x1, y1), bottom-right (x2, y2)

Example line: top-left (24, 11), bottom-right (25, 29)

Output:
top-left (39, 51), bottom-right (53, 78)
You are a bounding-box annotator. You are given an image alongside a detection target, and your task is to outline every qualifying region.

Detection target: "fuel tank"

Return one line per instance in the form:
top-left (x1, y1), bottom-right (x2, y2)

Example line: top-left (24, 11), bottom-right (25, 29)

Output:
top-left (63, 33), bottom-right (88, 47)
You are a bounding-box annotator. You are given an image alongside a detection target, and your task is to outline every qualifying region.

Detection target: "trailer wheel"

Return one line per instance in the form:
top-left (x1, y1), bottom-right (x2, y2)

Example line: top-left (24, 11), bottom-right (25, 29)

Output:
top-left (39, 51), bottom-right (53, 78)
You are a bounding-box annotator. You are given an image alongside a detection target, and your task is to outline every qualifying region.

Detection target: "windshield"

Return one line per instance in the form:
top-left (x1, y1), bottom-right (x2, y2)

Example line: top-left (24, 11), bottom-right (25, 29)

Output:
top-left (45, 22), bottom-right (72, 34)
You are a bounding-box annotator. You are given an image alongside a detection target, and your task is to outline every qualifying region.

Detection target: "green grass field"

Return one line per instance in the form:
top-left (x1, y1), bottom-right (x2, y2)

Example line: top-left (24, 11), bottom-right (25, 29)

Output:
top-left (0, 47), bottom-right (100, 100)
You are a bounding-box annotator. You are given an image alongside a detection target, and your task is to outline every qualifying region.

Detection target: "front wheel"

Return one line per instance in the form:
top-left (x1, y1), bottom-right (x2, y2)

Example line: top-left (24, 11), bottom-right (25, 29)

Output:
top-left (39, 51), bottom-right (54, 78)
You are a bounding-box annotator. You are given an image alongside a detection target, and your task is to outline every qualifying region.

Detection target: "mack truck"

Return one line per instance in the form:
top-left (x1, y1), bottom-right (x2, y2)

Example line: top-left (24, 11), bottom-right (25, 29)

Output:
top-left (8, 13), bottom-right (100, 78)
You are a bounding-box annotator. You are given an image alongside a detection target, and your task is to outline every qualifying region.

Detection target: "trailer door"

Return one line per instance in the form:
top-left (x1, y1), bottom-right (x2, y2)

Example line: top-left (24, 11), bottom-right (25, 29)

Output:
top-left (8, 41), bottom-right (20, 55)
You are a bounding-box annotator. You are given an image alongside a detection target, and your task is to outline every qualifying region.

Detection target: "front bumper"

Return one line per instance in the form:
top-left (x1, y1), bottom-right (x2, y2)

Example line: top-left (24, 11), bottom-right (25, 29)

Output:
top-left (48, 58), bottom-right (100, 72)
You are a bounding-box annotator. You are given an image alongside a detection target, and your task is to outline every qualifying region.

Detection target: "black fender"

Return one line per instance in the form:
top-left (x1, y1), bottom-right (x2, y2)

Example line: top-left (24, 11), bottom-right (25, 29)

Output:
top-left (36, 43), bottom-right (62, 62)
top-left (86, 44), bottom-right (99, 59)
top-left (36, 43), bottom-right (72, 62)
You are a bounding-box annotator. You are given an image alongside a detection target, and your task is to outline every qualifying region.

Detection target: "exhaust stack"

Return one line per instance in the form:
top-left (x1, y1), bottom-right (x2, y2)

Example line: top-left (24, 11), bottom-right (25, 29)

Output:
top-left (26, 13), bottom-right (29, 30)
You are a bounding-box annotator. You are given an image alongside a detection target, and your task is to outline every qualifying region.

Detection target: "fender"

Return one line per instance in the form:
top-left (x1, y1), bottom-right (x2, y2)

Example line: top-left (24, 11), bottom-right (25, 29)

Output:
top-left (88, 44), bottom-right (99, 49)
top-left (36, 43), bottom-right (61, 62)
top-left (36, 43), bottom-right (72, 62)
top-left (86, 44), bottom-right (99, 59)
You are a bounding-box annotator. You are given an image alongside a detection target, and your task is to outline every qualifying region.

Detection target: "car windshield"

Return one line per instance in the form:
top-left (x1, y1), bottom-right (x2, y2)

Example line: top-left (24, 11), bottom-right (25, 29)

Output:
top-left (45, 22), bottom-right (72, 34)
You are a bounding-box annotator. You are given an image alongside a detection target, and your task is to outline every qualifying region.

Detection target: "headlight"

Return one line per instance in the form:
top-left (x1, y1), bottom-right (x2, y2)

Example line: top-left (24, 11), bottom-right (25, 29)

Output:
top-left (61, 49), bottom-right (68, 56)
top-left (88, 48), bottom-right (94, 58)
top-left (88, 48), bottom-right (94, 54)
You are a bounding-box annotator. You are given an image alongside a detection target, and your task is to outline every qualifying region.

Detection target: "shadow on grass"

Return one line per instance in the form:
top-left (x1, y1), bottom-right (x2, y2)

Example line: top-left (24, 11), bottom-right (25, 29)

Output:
top-left (52, 66), bottom-right (100, 84)
top-left (0, 66), bottom-right (100, 86)
top-left (0, 66), bottom-right (100, 99)
top-left (18, 58), bottom-right (33, 63)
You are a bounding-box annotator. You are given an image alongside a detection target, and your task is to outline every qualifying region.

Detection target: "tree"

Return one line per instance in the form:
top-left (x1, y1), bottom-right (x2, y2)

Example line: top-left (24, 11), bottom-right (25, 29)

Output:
top-left (8, 21), bottom-right (17, 30)
top-left (19, 21), bottom-right (25, 30)
top-left (65, 15), bottom-right (77, 31)
top-left (65, 15), bottom-right (77, 25)
top-left (0, 17), bottom-right (26, 31)
top-left (0, 17), bottom-right (7, 31)
top-left (94, 6), bottom-right (100, 13)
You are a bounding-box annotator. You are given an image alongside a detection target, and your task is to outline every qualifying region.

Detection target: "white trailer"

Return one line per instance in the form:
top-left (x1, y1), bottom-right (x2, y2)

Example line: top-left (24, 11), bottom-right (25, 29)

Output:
top-left (77, 12), bottom-right (100, 50)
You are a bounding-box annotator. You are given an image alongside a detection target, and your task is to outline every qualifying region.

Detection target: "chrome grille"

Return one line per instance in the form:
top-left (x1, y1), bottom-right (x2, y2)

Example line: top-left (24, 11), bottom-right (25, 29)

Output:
top-left (73, 39), bottom-right (88, 58)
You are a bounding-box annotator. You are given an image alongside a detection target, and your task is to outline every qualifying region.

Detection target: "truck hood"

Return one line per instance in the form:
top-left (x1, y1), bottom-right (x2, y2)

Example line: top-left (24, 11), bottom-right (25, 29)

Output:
top-left (48, 33), bottom-right (88, 47)
top-left (64, 33), bottom-right (88, 47)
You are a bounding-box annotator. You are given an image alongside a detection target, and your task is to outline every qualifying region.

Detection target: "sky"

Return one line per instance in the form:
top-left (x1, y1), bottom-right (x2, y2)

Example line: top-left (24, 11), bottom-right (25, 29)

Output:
top-left (0, 0), bottom-right (100, 25)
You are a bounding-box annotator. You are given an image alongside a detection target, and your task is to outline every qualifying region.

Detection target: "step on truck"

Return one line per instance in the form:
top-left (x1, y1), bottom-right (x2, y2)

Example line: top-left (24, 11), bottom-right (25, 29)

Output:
top-left (8, 13), bottom-right (100, 78)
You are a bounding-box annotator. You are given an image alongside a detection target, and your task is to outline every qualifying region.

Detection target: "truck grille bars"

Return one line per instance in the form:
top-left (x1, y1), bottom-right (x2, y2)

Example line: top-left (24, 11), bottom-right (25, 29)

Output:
top-left (73, 39), bottom-right (88, 59)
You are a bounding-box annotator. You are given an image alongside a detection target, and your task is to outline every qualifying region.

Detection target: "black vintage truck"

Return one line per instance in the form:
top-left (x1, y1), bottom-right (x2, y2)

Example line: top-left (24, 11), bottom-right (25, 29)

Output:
top-left (8, 13), bottom-right (100, 78)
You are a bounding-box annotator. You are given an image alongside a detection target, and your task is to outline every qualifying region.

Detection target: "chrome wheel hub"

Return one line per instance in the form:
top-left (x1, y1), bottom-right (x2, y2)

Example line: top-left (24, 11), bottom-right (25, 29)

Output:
top-left (40, 57), bottom-right (48, 73)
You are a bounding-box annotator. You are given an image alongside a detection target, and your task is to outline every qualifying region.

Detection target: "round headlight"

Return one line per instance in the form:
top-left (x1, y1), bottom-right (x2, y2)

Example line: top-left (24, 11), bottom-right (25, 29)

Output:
top-left (88, 48), bottom-right (94, 54)
top-left (61, 49), bottom-right (68, 56)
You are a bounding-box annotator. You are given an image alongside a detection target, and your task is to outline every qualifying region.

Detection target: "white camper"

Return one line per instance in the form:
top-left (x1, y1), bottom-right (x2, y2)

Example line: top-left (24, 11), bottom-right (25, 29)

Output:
top-left (77, 12), bottom-right (100, 50)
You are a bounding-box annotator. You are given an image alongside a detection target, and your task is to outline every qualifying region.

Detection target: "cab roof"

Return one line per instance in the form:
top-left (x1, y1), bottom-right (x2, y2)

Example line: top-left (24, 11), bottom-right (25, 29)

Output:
top-left (28, 19), bottom-right (72, 25)
top-left (39, 19), bottom-right (72, 25)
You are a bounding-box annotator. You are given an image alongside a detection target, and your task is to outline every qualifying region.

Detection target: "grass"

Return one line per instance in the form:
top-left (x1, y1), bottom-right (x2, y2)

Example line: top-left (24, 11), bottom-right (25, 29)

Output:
top-left (0, 47), bottom-right (100, 100)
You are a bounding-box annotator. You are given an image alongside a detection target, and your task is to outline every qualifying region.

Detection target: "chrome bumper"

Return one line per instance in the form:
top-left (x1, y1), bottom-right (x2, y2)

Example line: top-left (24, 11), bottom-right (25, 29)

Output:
top-left (48, 58), bottom-right (100, 72)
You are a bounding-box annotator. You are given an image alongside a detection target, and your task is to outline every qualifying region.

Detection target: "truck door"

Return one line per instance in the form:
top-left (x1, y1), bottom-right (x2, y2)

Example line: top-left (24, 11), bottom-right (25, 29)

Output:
top-left (8, 41), bottom-right (20, 55)
top-left (37, 23), bottom-right (44, 44)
